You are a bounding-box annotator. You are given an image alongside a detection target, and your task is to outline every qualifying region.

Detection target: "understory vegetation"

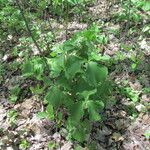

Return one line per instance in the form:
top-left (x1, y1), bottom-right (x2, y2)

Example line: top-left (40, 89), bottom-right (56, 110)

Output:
top-left (0, 0), bottom-right (150, 150)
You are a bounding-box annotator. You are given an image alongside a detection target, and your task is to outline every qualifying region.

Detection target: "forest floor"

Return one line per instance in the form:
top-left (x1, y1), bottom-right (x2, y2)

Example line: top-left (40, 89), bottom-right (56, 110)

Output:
top-left (0, 0), bottom-right (150, 150)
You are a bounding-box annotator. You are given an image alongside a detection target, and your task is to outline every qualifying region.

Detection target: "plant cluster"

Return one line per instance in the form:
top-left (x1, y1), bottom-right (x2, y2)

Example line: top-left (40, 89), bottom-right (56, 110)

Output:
top-left (0, 0), bottom-right (25, 35)
top-left (114, 0), bottom-right (150, 26)
top-left (22, 25), bottom-right (112, 142)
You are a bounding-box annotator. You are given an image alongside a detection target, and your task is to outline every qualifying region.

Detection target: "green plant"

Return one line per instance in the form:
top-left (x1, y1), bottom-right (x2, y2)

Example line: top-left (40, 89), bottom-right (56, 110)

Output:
top-left (132, 0), bottom-right (150, 12)
top-left (22, 25), bottom-right (112, 142)
top-left (114, 0), bottom-right (144, 34)
top-left (7, 109), bottom-right (18, 125)
top-left (143, 87), bottom-right (150, 94)
top-left (47, 141), bottom-right (57, 149)
top-left (142, 24), bottom-right (150, 35)
top-left (130, 50), bottom-right (144, 71)
top-left (122, 87), bottom-right (140, 102)
top-left (19, 139), bottom-right (30, 150)
top-left (49, 0), bottom-right (95, 26)
top-left (144, 130), bottom-right (150, 139)
top-left (30, 84), bottom-right (44, 95)
top-left (0, 0), bottom-right (25, 34)
top-left (37, 104), bottom-right (55, 120)
top-left (9, 85), bottom-right (21, 103)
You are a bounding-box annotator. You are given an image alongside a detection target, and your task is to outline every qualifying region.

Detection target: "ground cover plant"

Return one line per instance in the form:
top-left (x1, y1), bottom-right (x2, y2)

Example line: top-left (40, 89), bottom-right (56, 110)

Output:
top-left (0, 0), bottom-right (150, 149)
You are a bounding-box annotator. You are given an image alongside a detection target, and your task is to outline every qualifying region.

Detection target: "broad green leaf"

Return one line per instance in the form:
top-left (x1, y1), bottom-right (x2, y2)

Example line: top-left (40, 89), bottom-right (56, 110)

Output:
top-left (33, 58), bottom-right (45, 80)
top-left (33, 63), bottom-right (44, 80)
top-left (65, 55), bottom-right (83, 79)
top-left (142, 1), bottom-right (150, 11)
top-left (87, 101), bottom-right (104, 121)
top-left (86, 61), bottom-right (108, 86)
top-left (62, 40), bottom-right (76, 52)
top-left (72, 77), bottom-right (93, 93)
top-left (57, 112), bottom-right (63, 122)
top-left (70, 120), bottom-right (91, 142)
top-left (50, 55), bottom-right (65, 78)
top-left (45, 86), bottom-right (65, 108)
top-left (69, 101), bottom-right (84, 122)
top-left (42, 77), bottom-right (52, 87)
top-left (96, 80), bottom-right (112, 99)
top-left (36, 112), bottom-right (48, 119)
top-left (90, 52), bottom-right (111, 61)
top-left (78, 89), bottom-right (97, 100)
top-left (46, 104), bottom-right (55, 120)
top-left (22, 57), bottom-right (45, 80)
top-left (82, 24), bottom-right (99, 41)
top-left (22, 60), bottom-right (33, 77)
top-left (72, 127), bottom-right (87, 142)
top-left (56, 75), bottom-right (71, 90)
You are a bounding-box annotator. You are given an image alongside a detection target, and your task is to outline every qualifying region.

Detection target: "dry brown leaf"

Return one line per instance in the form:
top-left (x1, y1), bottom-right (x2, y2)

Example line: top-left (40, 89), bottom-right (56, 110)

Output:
top-left (61, 142), bottom-right (72, 150)
top-left (112, 132), bottom-right (124, 142)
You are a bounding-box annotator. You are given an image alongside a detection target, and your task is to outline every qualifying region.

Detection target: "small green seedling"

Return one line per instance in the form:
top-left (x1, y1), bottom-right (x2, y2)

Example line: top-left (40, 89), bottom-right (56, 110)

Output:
top-left (9, 85), bottom-right (21, 103)
top-left (48, 141), bottom-right (57, 149)
top-left (144, 130), bottom-right (150, 139)
top-left (7, 109), bottom-right (18, 124)
top-left (19, 139), bottom-right (30, 150)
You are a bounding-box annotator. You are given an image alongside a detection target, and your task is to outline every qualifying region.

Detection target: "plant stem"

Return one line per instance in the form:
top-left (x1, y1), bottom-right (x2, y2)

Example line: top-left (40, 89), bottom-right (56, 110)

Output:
top-left (16, 0), bottom-right (42, 54)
